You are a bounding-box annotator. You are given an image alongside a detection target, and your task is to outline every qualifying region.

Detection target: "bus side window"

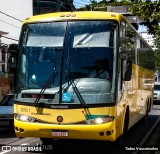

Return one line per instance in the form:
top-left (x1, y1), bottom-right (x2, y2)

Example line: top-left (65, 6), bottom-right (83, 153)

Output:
top-left (119, 21), bottom-right (126, 90)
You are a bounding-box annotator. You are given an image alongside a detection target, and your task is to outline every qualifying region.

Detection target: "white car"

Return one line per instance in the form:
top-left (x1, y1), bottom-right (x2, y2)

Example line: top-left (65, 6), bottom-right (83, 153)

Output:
top-left (0, 94), bottom-right (14, 127)
top-left (154, 82), bottom-right (160, 102)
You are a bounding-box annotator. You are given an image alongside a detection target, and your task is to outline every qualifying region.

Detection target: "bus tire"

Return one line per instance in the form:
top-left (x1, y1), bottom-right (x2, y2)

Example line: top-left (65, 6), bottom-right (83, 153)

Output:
top-left (141, 103), bottom-right (149, 125)
top-left (122, 107), bottom-right (129, 138)
top-left (117, 107), bottom-right (129, 145)
top-left (148, 100), bottom-right (151, 112)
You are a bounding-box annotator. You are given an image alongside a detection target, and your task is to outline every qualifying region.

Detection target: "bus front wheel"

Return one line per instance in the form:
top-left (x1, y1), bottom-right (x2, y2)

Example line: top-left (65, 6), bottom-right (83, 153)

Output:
top-left (117, 107), bottom-right (129, 146)
top-left (122, 107), bottom-right (129, 138)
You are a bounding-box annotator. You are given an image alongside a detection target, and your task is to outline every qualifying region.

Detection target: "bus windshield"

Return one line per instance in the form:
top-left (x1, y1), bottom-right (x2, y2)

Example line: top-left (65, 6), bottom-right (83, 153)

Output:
top-left (17, 20), bottom-right (118, 105)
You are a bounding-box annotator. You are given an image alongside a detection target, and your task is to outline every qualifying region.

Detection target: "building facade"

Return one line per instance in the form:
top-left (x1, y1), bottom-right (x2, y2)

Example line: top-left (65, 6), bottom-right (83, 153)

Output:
top-left (0, 0), bottom-right (75, 72)
top-left (0, 0), bottom-right (75, 46)
top-left (106, 5), bottom-right (156, 50)
top-left (33, 0), bottom-right (75, 15)
top-left (140, 32), bottom-right (157, 50)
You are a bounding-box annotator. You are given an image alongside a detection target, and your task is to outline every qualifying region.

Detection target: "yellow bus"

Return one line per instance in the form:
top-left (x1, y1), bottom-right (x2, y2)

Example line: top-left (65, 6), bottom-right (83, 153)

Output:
top-left (12, 11), bottom-right (155, 144)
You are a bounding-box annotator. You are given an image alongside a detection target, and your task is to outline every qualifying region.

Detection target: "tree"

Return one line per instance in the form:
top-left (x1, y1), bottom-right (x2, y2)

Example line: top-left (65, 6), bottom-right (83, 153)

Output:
top-left (130, 1), bottom-right (160, 70)
top-left (77, 0), bottom-right (159, 69)
top-left (130, 1), bottom-right (160, 35)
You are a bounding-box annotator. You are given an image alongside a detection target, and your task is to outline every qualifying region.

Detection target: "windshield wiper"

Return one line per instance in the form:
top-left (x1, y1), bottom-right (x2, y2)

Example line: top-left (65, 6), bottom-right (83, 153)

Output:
top-left (66, 72), bottom-right (87, 107)
top-left (34, 62), bottom-right (56, 106)
top-left (65, 60), bottom-right (91, 118)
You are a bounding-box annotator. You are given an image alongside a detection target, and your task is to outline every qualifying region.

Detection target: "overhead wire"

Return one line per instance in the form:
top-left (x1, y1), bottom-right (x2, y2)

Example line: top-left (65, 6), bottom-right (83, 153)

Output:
top-left (1, 36), bottom-right (18, 41)
top-left (0, 1), bottom-right (93, 43)
top-left (7, 34), bottom-right (19, 40)
top-left (0, 11), bottom-right (22, 44)
top-left (0, 11), bottom-right (22, 22)
top-left (0, 19), bottom-right (21, 29)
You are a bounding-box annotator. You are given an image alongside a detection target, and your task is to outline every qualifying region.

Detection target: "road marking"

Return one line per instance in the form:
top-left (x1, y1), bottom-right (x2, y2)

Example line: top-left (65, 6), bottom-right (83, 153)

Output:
top-left (139, 116), bottom-right (160, 146)
top-left (0, 150), bottom-right (11, 154)
top-left (132, 116), bottom-right (160, 154)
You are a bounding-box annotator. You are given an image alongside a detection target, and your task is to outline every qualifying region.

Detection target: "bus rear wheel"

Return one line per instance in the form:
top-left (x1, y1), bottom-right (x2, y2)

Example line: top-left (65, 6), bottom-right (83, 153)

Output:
top-left (141, 103), bottom-right (149, 125)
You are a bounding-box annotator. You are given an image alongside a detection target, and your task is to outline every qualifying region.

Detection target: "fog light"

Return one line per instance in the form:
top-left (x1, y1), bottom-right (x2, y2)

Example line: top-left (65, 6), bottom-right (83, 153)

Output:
top-left (99, 132), bottom-right (104, 136)
top-left (19, 128), bottom-right (24, 132)
top-left (15, 127), bottom-right (19, 131)
top-left (106, 131), bottom-right (111, 136)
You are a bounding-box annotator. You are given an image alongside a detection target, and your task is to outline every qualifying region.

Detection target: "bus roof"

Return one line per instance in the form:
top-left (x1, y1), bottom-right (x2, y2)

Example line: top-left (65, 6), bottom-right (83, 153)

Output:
top-left (23, 11), bottom-right (124, 24)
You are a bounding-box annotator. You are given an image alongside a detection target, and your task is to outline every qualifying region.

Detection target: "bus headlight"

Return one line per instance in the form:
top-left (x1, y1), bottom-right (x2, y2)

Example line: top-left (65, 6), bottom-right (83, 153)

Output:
top-left (15, 114), bottom-right (36, 122)
top-left (86, 116), bottom-right (114, 125)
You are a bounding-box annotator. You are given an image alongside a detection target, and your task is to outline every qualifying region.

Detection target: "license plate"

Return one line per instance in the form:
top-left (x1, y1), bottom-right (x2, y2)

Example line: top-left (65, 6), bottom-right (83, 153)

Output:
top-left (0, 121), bottom-right (9, 125)
top-left (52, 131), bottom-right (68, 136)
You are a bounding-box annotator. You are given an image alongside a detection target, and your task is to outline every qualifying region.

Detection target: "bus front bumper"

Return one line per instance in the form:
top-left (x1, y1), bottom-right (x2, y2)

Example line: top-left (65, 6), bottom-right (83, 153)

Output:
top-left (14, 119), bottom-right (116, 141)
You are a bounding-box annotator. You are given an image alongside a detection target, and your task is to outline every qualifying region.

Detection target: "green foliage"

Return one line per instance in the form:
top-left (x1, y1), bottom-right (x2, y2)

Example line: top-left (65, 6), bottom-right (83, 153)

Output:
top-left (110, 0), bottom-right (131, 6)
top-left (76, 0), bottom-right (132, 11)
top-left (130, 1), bottom-right (160, 35)
top-left (90, 0), bottom-right (97, 4)
top-left (155, 50), bottom-right (160, 70)
top-left (154, 25), bottom-right (160, 48)
top-left (76, 0), bottom-right (160, 69)
top-left (130, 0), bottom-right (160, 70)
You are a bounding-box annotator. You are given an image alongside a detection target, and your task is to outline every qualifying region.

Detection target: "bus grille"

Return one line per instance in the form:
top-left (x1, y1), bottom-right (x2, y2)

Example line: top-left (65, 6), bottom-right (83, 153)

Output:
top-left (21, 93), bottom-right (55, 99)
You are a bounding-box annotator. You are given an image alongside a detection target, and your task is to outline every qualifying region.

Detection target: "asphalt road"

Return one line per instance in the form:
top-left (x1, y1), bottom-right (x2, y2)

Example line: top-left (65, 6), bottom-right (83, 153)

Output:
top-left (0, 105), bottom-right (159, 154)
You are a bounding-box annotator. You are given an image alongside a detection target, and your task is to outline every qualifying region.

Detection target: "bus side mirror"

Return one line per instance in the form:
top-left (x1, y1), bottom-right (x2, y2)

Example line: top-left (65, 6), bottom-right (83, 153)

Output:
top-left (123, 59), bottom-right (132, 81)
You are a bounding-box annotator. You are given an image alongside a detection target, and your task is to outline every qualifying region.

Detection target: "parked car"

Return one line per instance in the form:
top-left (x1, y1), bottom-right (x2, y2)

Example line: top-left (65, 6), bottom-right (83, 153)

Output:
top-left (0, 94), bottom-right (14, 127)
top-left (154, 82), bottom-right (160, 103)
